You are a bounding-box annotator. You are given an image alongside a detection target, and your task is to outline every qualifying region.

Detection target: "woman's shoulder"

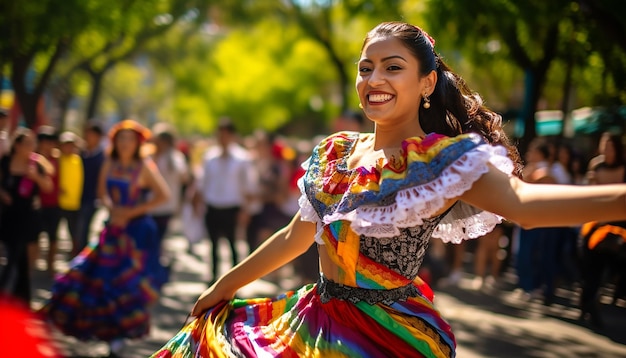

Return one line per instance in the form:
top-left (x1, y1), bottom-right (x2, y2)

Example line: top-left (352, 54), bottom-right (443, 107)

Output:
top-left (315, 131), bottom-right (362, 147)
top-left (309, 131), bottom-right (363, 161)
top-left (408, 132), bottom-right (483, 147)
top-left (398, 133), bottom-right (487, 165)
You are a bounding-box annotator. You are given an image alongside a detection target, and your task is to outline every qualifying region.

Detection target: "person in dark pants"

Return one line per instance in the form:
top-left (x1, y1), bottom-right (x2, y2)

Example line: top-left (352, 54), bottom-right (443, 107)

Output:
top-left (76, 122), bottom-right (104, 251)
top-left (149, 125), bottom-right (189, 250)
top-left (36, 126), bottom-right (62, 274)
top-left (0, 128), bottom-right (53, 304)
top-left (579, 134), bottom-right (626, 326)
top-left (579, 221), bottom-right (626, 328)
top-left (200, 118), bottom-right (252, 282)
top-left (205, 206), bottom-right (240, 281)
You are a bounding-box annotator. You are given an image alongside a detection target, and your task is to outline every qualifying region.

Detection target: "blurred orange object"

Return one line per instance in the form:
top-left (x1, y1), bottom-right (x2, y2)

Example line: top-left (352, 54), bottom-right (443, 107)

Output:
top-left (0, 296), bottom-right (61, 357)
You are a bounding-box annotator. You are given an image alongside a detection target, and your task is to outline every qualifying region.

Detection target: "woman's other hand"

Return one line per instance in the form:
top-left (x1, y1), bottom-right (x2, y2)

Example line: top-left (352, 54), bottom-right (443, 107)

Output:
top-left (191, 280), bottom-right (236, 316)
top-left (109, 207), bottom-right (136, 227)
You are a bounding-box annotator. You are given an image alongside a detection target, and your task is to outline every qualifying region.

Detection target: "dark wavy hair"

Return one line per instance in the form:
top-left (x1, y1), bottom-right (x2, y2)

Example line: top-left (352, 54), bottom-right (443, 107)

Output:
top-left (363, 22), bottom-right (523, 176)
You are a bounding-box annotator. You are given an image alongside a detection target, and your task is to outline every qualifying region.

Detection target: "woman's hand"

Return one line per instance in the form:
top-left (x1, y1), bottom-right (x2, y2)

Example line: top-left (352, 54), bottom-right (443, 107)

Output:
top-left (188, 214), bottom-right (316, 316)
top-left (109, 207), bottom-right (136, 227)
top-left (191, 280), bottom-right (236, 316)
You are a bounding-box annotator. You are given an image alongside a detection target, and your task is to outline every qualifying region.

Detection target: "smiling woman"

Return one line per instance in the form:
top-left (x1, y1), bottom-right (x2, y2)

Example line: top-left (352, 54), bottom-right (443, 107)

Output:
top-left (152, 22), bottom-right (626, 358)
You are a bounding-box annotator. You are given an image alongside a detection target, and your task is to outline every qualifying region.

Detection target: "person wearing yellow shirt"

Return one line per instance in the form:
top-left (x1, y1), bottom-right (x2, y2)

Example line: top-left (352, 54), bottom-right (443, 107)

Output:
top-left (58, 132), bottom-right (84, 256)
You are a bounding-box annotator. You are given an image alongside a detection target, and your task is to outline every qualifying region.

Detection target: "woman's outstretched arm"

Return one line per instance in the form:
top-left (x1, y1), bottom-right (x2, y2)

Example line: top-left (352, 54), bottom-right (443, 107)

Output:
top-left (461, 164), bottom-right (626, 229)
top-left (192, 212), bottom-right (316, 316)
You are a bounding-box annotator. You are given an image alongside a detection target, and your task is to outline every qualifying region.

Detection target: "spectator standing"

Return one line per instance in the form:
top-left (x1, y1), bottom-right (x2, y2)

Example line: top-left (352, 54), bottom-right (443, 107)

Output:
top-left (36, 126), bottom-right (62, 274)
top-left (0, 128), bottom-right (53, 304)
top-left (245, 131), bottom-right (290, 252)
top-left (0, 109), bottom-right (10, 229)
top-left (149, 124), bottom-right (189, 275)
top-left (0, 108), bottom-right (9, 160)
top-left (579, 133), bottom-right (626, 327)
top-left (58, 131), bottom-right (84, 256)
top-left (515, 138), bottom-right (559, 303)
top-left (76, 122), bottom-right (105, 251)
top-left (200, 118), bottom-right (252, 283)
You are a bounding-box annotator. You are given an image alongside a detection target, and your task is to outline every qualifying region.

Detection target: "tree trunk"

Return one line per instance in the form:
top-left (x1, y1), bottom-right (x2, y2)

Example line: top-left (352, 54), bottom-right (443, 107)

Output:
top-left (86, 70), bottom-right (106, 120)
top-left (520, 70), bottom-right (537, 147)
top-left (11, 54), bottom-right (38, 128)
top-left (559, 54), bottom-right (574, 139)
top-left (10, 40), bottom-right (68, 128)
top-left (52, 79), bottom-right (73, 129)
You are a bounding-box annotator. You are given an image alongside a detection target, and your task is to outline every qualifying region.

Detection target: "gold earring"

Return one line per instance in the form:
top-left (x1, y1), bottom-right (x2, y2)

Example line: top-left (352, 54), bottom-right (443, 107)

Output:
top-left (358, 103), bottom-right (363, 109)
top-left (423, 94), bottom-right (431, 109)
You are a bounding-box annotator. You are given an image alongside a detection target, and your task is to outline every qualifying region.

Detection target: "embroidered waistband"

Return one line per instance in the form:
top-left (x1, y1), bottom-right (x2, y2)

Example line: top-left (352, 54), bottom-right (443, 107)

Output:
top-left (316, 276), bottom-right (419, 305)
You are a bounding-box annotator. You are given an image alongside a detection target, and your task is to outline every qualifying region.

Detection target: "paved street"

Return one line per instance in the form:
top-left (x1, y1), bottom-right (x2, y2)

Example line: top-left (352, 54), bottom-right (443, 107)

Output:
top-left (20, 216), bottom-right (626, 357)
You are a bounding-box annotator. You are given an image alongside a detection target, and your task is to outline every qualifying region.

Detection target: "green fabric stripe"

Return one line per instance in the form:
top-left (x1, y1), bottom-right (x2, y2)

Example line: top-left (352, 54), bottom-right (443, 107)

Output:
top-left (355, 301), bottom-right (441, 358)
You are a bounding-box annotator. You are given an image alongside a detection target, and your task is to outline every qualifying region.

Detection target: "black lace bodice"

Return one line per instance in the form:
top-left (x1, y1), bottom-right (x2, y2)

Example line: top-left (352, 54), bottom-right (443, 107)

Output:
top-left (360, 215), bottom-right (444, 281)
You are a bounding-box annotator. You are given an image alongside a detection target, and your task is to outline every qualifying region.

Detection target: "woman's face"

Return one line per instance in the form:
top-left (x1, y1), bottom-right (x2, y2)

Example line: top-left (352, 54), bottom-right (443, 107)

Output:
top-left (524, 146), bottom-right (539, 163)
top-left (558, 146), bottom-right (570, 165)
top-left (16, 134), bottom-right (36, 156)
top-left (114, 129), bottom-right (139, 158)
top-left (84, 129), bottom-right (101, 148)
top-left (356, 36), bottom-right (430, 128)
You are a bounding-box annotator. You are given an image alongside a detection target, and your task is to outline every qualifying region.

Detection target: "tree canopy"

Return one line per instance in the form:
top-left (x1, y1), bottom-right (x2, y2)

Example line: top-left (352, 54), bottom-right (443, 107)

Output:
top-left (1, 0), bottom-right (623, 140)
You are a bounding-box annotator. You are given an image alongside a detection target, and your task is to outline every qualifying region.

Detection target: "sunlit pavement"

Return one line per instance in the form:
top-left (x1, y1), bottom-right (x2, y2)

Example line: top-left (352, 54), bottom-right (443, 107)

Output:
top-left (436, 274), bottom-right (626, 358)
top-left (22, 214), bottom-right (626, 357)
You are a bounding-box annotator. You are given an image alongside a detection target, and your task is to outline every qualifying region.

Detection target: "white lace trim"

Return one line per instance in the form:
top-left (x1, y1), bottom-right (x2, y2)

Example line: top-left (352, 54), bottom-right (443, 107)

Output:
top-left (432, 210), bottom-right (503, 244)
top-left (297, 179), bottom-right (326, 245)
top-left (321, 143), bottom-right (513, 242)
top-left (297, 158), bottom-right (321, 224)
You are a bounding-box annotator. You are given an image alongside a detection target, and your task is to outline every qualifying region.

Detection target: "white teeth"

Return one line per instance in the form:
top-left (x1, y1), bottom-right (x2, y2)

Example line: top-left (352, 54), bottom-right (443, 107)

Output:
top-left (369, 94), bottom-right (393, 102)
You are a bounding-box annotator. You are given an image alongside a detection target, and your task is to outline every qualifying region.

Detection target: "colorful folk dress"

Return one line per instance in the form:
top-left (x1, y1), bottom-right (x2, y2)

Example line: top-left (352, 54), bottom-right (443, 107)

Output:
top-left (152, 132), bottom-right (514, 357)
top-left (40, 161), bottom-right (166, 341)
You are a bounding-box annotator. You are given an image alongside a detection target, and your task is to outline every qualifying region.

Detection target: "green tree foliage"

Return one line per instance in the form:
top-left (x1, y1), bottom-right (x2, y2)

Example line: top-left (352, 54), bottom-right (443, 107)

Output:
top-left (577, 0), bottom-right (626, 105)
top-left (0, 0), bottom-right (210, 128)
top-left (0, 0), bottom-right (98, 127)
top-left (425, 0), bottom-right (574, 144)
top-left (208, 1), bottom-right (403, 119)
top-left (140, 1), bottom-right (407, 136)
top-left (146, 19), bottom-right (338, 135)
top-left (61, 0), bottom-right (210, 121)
top-left (424, 0), bottom-right (626, 143)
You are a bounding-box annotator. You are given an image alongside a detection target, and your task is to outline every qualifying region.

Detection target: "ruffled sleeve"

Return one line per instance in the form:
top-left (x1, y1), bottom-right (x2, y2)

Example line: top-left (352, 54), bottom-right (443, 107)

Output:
top-left (297, 132), bottom-right (361, 245)
top-left (297, 157), bottom-right (320, 223)
top-left (321, 133), bottom-right (515, 243)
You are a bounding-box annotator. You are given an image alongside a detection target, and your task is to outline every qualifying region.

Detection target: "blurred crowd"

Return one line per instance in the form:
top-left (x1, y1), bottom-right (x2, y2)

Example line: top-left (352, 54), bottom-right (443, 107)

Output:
top-left (0, 106), bottom-right (624, 348)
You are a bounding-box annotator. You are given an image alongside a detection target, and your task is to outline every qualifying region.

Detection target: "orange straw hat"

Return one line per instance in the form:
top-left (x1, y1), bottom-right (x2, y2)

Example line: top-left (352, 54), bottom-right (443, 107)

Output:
top-left (108, 119), bottom-right (152, 143)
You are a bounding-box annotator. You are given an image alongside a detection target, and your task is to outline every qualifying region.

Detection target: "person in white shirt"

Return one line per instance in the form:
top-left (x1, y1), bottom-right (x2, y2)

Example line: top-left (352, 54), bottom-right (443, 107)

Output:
top-left (149, 124), bottom-right (189, 254)
top-left (548, 142), bottom-right (573, 185)
top-left (200, 118), bottom-right (252, 283)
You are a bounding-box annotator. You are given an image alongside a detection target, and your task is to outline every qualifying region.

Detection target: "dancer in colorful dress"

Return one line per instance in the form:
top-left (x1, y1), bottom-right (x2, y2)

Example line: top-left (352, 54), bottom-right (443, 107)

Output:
top-left (41, 120), bottom-right (170, 356)
top-left (153, 22), bottom-right (626, 357)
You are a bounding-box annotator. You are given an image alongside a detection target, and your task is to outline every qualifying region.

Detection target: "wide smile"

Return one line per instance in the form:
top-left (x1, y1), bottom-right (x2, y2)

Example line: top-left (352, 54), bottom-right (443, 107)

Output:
top-left (367, 93), bottom-right (394, 105)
